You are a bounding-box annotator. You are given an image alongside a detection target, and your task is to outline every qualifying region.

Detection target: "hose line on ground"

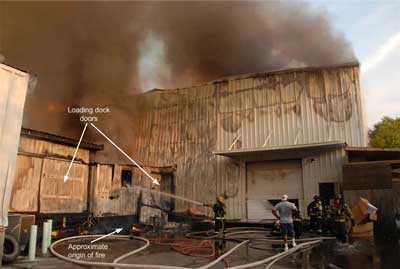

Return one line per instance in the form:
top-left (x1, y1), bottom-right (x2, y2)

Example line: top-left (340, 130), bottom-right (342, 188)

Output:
top-left (50, 231), bottom-right (327, 269)
top-left (229, 240), bottom-right (322, 269)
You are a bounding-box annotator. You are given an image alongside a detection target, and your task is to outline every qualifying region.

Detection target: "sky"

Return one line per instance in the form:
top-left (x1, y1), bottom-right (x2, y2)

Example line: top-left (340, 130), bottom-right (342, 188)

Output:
top-left (308, 0), bottom-right (400, 127)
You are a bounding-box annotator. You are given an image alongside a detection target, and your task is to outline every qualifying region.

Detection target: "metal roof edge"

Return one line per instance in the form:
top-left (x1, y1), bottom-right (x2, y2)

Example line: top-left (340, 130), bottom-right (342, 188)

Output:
top-left (136, 61), bottom-right (360, 95)
top-left (346, 146), bottom-right (400, 152)
top-left (213, 141), bottom-right (346, 156)
top-left (210, 61), bottom-right (360, 84)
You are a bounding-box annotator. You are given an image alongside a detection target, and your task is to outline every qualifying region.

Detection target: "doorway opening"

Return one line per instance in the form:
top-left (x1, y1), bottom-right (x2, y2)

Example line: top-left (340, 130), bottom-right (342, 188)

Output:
top-left (319, 182), bottom-right (335, 205)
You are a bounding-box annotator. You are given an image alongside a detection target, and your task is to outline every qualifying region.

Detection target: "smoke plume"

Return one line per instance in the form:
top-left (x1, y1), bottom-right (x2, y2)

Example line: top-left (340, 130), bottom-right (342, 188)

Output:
top-left (0, 1), bottom-right (355, 162)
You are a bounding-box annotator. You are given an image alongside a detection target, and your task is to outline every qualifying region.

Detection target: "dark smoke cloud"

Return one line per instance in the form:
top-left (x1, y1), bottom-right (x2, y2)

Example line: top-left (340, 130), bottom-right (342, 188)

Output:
top-left (150, 2), bottom-right (355, 88)
top-left (0, 1), bottom-right (355, 162)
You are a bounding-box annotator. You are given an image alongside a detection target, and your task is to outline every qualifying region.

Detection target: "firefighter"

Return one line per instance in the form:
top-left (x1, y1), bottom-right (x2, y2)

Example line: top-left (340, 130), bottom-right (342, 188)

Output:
top-left (322, 200), bottom-right (334, 234)
top-left (331, 194), bottom-right (354, 242)
top-left (208, 195), bottom-right (227, 257)
top-left (211, 195), bottom-right (226, 234)
top-left (293, 209), bottom-right (303, 238)
top-left (307, 195), bottom-right (323, 233)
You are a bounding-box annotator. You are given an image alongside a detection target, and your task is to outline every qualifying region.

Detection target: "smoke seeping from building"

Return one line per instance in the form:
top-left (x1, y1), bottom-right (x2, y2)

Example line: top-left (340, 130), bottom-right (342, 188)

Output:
top-left (0, 1), bottom-right (355, 161)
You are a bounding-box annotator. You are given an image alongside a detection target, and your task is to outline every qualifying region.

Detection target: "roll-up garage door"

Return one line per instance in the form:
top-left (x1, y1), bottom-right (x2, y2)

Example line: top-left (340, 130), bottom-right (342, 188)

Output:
top-left (246, 160), bottom-right (303, 220)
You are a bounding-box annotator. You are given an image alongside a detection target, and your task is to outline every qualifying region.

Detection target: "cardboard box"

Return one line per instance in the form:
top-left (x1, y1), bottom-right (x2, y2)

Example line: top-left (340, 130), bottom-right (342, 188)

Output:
top-left (352, 222), bottom-right (374, 238)
top-left (351, 197), bottom-right (378, 225)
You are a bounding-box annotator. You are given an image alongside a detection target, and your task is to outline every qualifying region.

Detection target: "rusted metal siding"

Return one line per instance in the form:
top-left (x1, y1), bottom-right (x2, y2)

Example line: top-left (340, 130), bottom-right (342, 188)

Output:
top-left (10, 156), bottom-right (42, 212)
top-left (0, 64), bottom-right (29, 226)
top-left (132, 64), bottom-right (366, 219)
top-left (39, 159), bottom-right (88, 213)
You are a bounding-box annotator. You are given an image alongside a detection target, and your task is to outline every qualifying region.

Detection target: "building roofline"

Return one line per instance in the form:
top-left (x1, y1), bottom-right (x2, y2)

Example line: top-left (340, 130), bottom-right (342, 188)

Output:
top-left (139, 61), bottom-right (360, 94)
top-left (346, 146), bottom-right (400, 152)
top-left (210, 61), bottom-right (360, 84)
top-left (21, 127), bottom-right (104, 151)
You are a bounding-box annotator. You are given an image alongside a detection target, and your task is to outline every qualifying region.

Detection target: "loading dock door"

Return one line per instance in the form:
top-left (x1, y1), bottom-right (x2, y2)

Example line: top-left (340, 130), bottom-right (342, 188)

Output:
top-left (246, 160), bottom-right (303, 220)
top-left (40, 158), bottom-right (88, 213)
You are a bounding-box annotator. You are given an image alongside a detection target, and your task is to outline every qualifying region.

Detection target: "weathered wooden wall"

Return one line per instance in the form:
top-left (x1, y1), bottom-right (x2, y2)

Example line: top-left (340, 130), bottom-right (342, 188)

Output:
top-left (10, 137), bottom-right (90, 214)
top-left (18, 136), bottom-right (89, 163)
top-left (9, 156), bottom-right (42, 212)
top-left (90, 164), bottom-right (137, 216)
top-left (11, 135), bottom-right (165, 222)
top-left (39, 159), bottom-right (88, 213)
top-left (343, 161), bottom-right (400, 241)
top-left (132, 64), bottom-right (367, 219)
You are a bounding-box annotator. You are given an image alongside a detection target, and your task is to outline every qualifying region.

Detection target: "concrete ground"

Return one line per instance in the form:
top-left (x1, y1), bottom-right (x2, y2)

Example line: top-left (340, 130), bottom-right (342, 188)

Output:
top-left (4, 256), bottom-right (85, 269)
top-left (3, 236), bottom-right (400, 268)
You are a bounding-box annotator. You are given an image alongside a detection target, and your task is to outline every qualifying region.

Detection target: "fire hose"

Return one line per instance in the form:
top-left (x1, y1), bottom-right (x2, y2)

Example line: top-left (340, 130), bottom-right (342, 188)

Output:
top-left (50, 230), bottom-right (328, 269)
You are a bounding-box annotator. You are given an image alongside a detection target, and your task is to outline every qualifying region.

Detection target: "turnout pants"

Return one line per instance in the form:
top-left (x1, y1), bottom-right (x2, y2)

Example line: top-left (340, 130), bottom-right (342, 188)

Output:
top-left (215, 218), bottom-right (225, 233)
top-left (310, 216), bottom-right (322, 232)
top-left (333, 221), bottom-right (347, 242)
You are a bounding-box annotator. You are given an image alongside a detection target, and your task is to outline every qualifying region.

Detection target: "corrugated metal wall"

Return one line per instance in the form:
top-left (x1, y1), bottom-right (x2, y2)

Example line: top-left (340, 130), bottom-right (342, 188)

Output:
top-left (133, 85), bottom-right (218, 215)
top-left (216, 66), bottom-right (366, 150)
top-left (301, 148), bottom-right (345, 214)
top-left (132, 64), bottom-right (366, 219)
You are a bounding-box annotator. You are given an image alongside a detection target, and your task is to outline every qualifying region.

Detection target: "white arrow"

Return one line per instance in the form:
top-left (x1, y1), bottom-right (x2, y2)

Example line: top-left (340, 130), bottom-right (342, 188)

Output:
top-left (91, 228), bottom-right (123, 243)
top-left (64, 123), bottom-right (88, 182)
top-left (90, 123), bottom-right (160, 185)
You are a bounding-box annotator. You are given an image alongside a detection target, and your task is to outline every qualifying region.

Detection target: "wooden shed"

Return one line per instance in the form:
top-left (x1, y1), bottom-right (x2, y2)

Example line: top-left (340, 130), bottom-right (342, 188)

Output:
top-left (10, 127), bottom-right (176, 225)
top-left (9, 128), bottom-right (102, 216)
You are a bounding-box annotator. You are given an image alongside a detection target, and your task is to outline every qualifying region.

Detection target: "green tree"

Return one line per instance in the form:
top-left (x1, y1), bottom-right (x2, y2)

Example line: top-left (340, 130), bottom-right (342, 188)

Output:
top-left (369, 116), bottom-right (400, 148)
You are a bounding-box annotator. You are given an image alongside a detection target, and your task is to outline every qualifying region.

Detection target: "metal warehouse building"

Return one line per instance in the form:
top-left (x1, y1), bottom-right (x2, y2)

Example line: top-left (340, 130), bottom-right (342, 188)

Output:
top-left (131, 62), bottom-right (367, 219)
